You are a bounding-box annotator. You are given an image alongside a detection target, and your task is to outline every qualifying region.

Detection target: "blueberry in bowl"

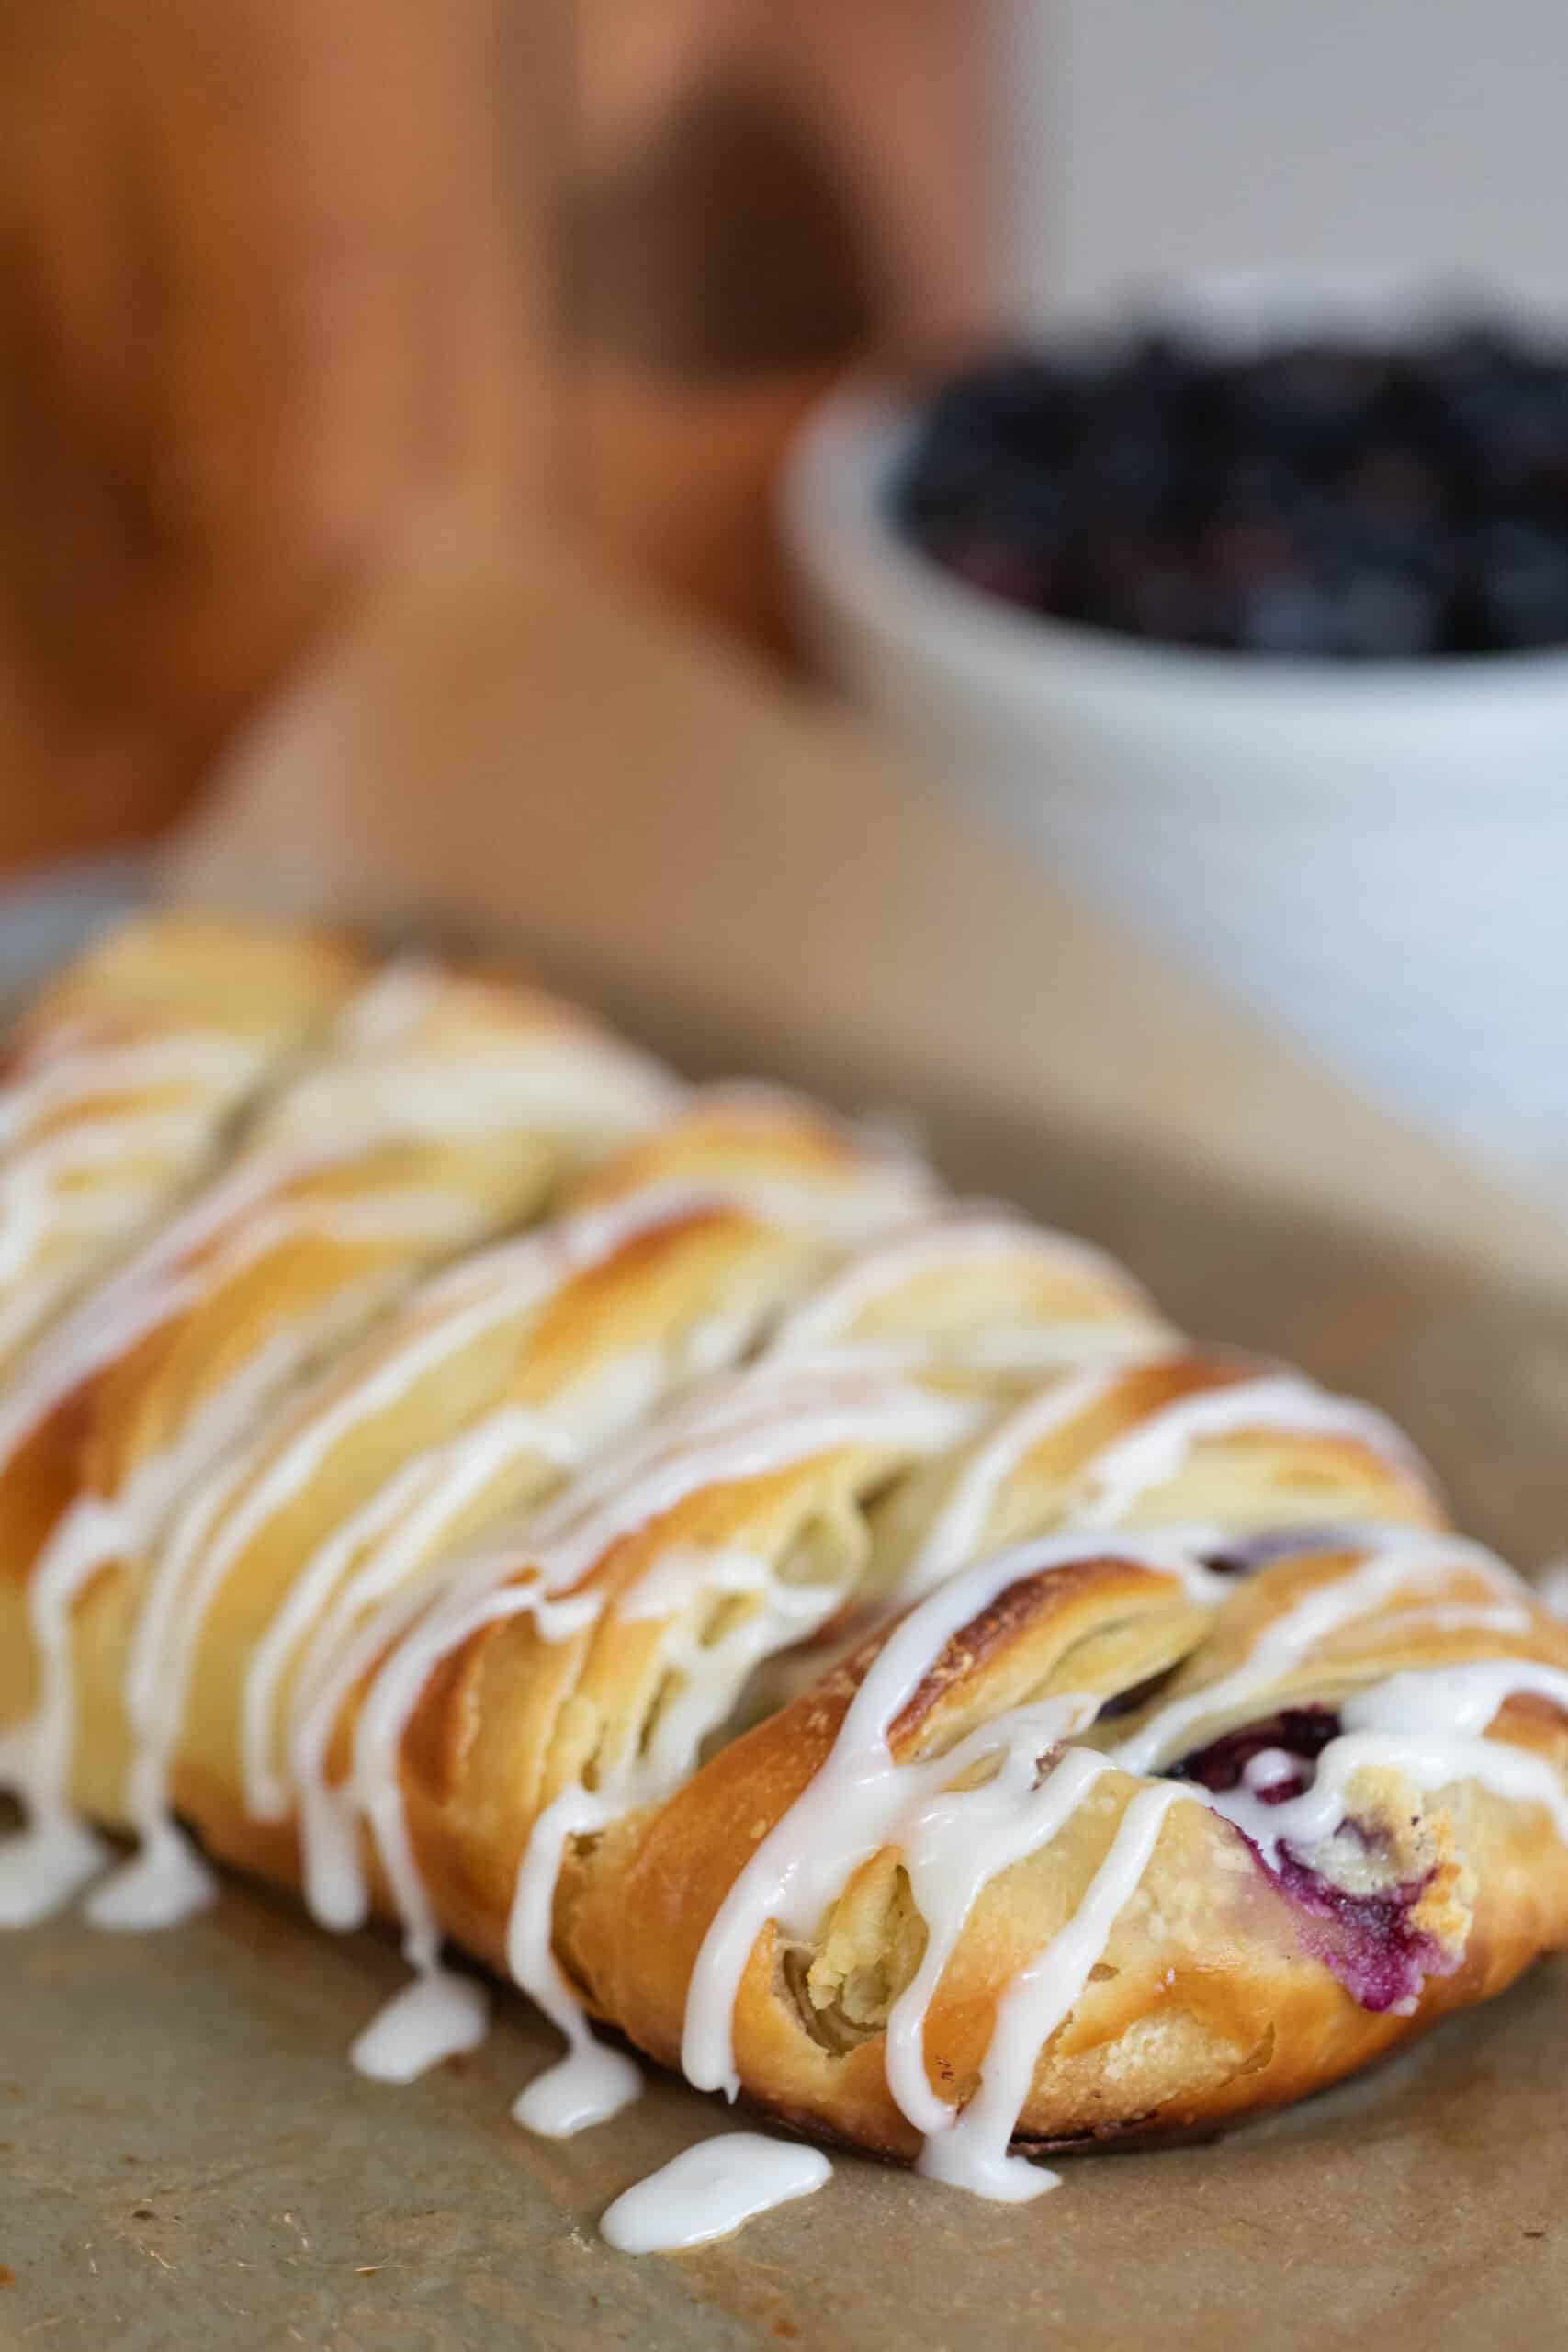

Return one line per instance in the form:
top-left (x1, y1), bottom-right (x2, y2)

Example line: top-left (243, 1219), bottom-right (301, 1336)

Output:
top-left (892, 321), bottom-right (1568, 661)
top-left (781, 283), bottom-right (1568, 1163)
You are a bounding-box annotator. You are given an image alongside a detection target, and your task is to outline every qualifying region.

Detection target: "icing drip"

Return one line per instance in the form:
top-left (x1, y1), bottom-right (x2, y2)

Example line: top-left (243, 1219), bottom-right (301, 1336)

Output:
top-left (332, 960), bottom-right (442, 1048)
top-left (507, 1787), bottom-right (643, 2133)
top-left (918, 1782), bottom-right (1191, 2202)
top-left (885, 1737), bottom-right (1114, 2139)
top-left (351, 1970), bottom-right (491, 2085)
top-left (599, 2134), bottom-right (832, 2254)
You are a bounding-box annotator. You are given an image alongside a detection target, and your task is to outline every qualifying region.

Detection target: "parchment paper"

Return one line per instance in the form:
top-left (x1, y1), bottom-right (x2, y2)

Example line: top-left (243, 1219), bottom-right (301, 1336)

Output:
top-left (5, 518), bottom-right (1566, 2348)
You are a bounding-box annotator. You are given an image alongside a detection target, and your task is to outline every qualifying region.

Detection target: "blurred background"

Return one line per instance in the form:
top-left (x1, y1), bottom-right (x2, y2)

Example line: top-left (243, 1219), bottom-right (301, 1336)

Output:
top-left (2, 0), bottom-right (1566, 1182)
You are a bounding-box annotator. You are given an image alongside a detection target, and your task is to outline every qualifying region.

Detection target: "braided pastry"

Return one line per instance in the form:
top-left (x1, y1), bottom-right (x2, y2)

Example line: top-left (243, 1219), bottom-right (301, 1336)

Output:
top-left (3, 915), bottom-right (1565, 2245)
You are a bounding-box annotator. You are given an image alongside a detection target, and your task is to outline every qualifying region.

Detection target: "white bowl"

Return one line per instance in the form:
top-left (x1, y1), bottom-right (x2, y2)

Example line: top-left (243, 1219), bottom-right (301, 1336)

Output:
top-left (781, 382), bottom-right (1568, 1168)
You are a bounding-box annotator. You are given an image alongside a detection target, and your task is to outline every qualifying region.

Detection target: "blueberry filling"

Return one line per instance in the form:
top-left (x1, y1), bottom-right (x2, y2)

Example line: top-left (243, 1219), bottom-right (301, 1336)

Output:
top-left (1170, 1708), bottom-right (1454, 2014)
top-left (1199, 1527), bottom-right (1359, 1581)
top-left (1168, 1704), bottom-right (1342, 1802)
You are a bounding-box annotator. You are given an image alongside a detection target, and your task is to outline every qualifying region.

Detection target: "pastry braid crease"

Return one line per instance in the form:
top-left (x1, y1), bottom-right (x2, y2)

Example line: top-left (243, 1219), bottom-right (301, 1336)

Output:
top-left (2, 914), bottom-right (1566, 2195)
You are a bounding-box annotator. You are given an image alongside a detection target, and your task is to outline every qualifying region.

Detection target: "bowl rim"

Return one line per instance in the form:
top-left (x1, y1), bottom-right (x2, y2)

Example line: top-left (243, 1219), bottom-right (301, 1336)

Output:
top-left (779, 376), bottom-right (1568, 715)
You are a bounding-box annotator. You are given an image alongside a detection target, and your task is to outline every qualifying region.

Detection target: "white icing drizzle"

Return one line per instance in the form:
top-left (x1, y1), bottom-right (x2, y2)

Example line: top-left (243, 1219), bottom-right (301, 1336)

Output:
top-left (183, 1136), bottom-right (950, 1888)
top-left (1201, 1657), bottom-right (1568, 1876)
top-left (0, 1149), bottom-right (380, 1488)
top-left (321, 960), bottom-right (678, 1136)
top-left (4, 980), bottom-right (1561, 2236)
top-left (349, 1967), bottom-right (491, 2085)
top-left (0, 1032), bottom-right (261, 1142)
top-left (917, 1782), bottom-right (1191, 2202)
top-left (0, 1108), bottom-right (217, 1278)
top-left (98, 1181), bottom-right (752, 1905)
top-left (1073, 1372), bottom-right (1430, 1527)
top-left (111, 1136), bottom-right (944, 1894)
top-left (0, 1030), bottom-right (263, 1326)
top-left (291, 1367), bottom-right (976, 2093)
top-left (499, 1369), bottom-right (978, 1605)
top-left (331, 959), bottom-right (441, 1049)
top-left (1537, 1560), bottom-right (1568, 1622)
top-left (1371, 1600), bottom-right (1535, 1642)
top-left (599, 2134), bottom-right (832, 2254)
top-left (675, 1521), bottom-right (1568, 2204)
top-left (0, 990), bottom-right (688, 1927)
top-left (681, 1080), bottom-right (935, 1226)
top-left (0, 1321), bottom-right (314, 1928)
top-left (243, 1411), bottom-right (579, 1823)
top-left (844, 1323), bottom-right (1176, 1378)
top-left (766, 1208), bottom-right (1156, 1363)
top-left (0, 1024), bottom-right (264, 1343)
top-left (902, 1366), bottom-right (1431, 1605)
top-left (681, 1532), bottom-right (1225, 2104)
top-left (883, 1733), bottom-right (1111, 2140)
top-left (0, 958), bottom-right (671, 1487)
top-left (1111, 1531), bottom-right (1529, 1775)
top-left (903, 1371), bottom-right (1122, 1599)
top-left (507, 1786), bottom-right (643, 2133)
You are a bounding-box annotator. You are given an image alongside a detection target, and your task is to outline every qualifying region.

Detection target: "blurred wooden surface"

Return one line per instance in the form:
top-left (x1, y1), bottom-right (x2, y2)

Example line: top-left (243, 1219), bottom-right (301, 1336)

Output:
top-left (0, 0), bottom-right (559, 859)
top-left (0, 0), bottom-right (982, 871)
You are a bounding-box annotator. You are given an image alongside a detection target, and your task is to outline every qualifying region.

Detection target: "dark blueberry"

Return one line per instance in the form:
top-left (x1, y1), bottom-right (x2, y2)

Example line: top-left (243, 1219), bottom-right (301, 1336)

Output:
top-left (897, 317), bottom-right (1568, 654)
top-left (1465, 514), bottom-right (1568, 650)
top-left (1414, 327), bottom-right (1568, 506)
top-left (1219, 341), bottom-right (1394, 472)
top-left (1169, 1706), bottom-right (1342, 1797)
top-left (917, 352), bottom-right (1090, 469)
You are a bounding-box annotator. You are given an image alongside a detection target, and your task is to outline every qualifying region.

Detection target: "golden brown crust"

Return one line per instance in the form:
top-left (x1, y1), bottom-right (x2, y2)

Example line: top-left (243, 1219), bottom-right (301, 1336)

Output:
top-left (556, 1550), bottom-right (1568, 2154)
top-left (1, 918), bottom-right (1565, 2188)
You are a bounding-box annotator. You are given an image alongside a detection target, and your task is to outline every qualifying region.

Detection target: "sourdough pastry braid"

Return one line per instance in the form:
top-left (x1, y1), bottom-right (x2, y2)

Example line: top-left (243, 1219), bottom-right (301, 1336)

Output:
top-left (2, 913), bottom-right (1566, 2214)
